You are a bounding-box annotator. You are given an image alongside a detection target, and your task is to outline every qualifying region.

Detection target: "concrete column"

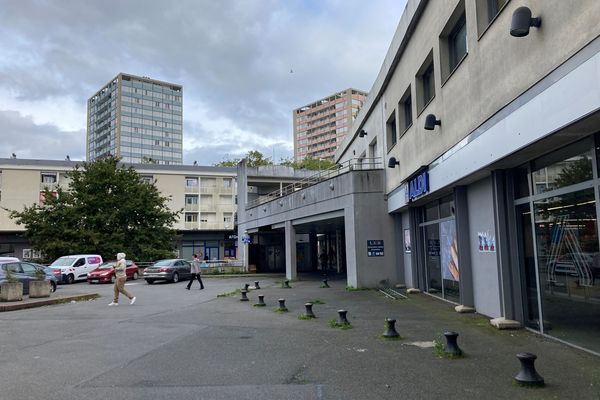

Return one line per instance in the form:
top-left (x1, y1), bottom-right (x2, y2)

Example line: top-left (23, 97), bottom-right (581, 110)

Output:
top-left (344, 208), bottom-right (358, 287)
top-left (309, 232), bottom-right (318, 271)
top-left (285, 220), bottom-right (297, 280)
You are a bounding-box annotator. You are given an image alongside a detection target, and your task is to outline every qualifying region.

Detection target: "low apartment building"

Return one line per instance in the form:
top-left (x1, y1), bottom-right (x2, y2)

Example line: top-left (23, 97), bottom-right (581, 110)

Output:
top-left (0, 159), bottom-right (237, 261)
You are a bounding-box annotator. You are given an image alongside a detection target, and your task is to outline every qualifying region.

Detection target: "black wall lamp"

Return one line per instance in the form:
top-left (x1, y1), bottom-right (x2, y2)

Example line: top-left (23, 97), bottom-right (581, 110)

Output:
top-left (388, 157), bottom-right (399, 168)
top-left (358, 129), bottom-right (368, 137)
top-left (510, 7), bottom-right (541, 37)
top-left (424, 114), bottom-right (441, 130)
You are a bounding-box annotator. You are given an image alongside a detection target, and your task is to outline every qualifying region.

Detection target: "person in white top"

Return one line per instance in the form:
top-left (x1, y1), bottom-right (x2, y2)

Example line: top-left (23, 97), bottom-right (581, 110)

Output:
top-left (108, 252), bottom-right (136, 306)
top-left (186, 253), bottom-right (205, 290)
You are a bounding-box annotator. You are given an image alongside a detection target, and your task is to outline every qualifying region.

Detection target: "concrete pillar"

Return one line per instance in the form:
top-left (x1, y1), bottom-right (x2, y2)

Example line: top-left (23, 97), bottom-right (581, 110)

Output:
top-left (285, 220), bottom-right (297, 280)
top-left (455, 186), bottom-right (474, 308)
top-left (344, 208), bottom-right (358, 287)
top-left (309, 232), bottom-right (318, 271)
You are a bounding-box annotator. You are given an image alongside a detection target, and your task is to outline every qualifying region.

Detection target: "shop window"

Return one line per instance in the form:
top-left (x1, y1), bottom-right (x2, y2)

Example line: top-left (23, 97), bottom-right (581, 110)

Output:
top-left (416, 52), bottom-right (435, 114)
top-left (440, 1), bottom-right (467, 83)
top-left (475, 0), bottom-right (509, 36)
top-left (531, 139), bottom-right (593, 195)
top-left (386, 111), bottom-right (397, 152)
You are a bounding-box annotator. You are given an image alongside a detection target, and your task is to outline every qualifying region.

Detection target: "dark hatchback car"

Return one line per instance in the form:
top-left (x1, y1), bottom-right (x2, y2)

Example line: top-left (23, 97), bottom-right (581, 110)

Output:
top-left (0, 261), bottom-right (57, 294)
top-left (144, 259), bottom-right (191, 284)
top-left (87, 260), bottom-right (139, 284)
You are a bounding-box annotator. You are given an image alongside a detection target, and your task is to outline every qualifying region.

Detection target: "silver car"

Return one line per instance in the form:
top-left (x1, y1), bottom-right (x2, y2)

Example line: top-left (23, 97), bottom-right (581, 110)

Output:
top-left (143, 259), bottom-right (192, 284)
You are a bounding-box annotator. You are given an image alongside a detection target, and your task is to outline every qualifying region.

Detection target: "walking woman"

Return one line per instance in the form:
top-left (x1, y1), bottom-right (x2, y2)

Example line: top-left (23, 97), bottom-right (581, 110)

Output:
top-left (186, 253), bottom-right (205, 290)
top-left (108, 252), bottom-right (136, 306)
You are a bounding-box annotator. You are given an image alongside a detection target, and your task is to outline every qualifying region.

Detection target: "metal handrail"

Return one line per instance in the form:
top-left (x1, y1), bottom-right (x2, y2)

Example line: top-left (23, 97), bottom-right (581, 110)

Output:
top-left (246, 157), bottom-right (382, 209)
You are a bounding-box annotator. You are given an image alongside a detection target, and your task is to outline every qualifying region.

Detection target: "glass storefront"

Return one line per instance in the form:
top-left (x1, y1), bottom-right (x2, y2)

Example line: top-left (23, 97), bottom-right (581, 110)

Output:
top-left (419, 195), bottom-right (460, 303)
top-left (515, 136), bottom-right (600, 353)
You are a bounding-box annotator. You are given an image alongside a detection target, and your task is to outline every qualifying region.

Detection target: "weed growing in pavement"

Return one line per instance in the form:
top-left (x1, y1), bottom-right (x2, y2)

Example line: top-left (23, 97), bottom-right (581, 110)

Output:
top-left (217, 288), bottom-right (241, 298)
top-left (274, 308), bottom-right (288, 314)
top-left (433, 337), bottom-right (464, 359)
top-left (309, 299), bottom-right (325, 304)
top-left (298, 313), bottom-right (316, 320)
top-left (329, 319), bottom-right (352, 330)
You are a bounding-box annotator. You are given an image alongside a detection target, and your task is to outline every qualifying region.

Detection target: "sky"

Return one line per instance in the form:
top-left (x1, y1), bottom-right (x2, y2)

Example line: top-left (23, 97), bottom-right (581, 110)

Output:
top-left (0, 0), bottom-right (407, 166)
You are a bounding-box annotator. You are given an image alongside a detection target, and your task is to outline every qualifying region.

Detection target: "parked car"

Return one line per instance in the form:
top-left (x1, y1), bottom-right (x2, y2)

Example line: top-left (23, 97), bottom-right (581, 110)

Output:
top-left (32, 264), bottom-right (58, 292)
top-left (49, 254), bottom-right (103, 284)
top-left (87, 260), bottom-right (139, 284)
top-left (0, 261), bottom-right (56, 294)
top-left (144, 259), bottom-right (191, 284)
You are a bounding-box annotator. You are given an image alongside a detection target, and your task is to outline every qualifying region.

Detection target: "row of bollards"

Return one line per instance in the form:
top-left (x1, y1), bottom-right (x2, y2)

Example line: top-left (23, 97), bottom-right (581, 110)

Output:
top-left (236, 281), bottom-right (543, 388)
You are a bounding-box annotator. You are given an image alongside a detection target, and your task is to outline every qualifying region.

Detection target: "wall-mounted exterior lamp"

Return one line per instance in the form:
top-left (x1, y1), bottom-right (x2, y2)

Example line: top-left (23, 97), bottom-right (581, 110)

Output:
top-left (424, 114), bottom-right (441, 130)
top-left (358, 129), bottom-right (368, 137)
top-left (388, 157), bottom-right (399, 168)
top-left (510, 7), bottom-right (541, 37)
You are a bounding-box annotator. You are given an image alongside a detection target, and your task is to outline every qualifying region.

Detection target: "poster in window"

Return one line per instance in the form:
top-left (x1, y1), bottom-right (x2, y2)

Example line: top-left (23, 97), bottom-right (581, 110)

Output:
top-left (440, 220), bottom-right (459, 281)
top-left (404, 229), bottom-right (411, 253)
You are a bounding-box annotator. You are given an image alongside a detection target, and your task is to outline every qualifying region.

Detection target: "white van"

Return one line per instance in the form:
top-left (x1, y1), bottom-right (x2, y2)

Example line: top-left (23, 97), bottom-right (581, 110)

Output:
top-left (50, 254), bottom-right (103, 284)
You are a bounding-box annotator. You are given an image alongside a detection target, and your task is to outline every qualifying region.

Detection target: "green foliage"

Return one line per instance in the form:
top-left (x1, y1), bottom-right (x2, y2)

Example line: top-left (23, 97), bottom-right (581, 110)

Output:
top-left (214, 150), bottom-right (274, 168)
top-left (433, 337), bottom-right (464, 359)
top-left (329, 319), bottom-right (352, 330)
top-left (279, 156), bottom-right (336, 171)
top-left (309, 299), bottom-right (325, 304)
top-left (4, 268), bottom-right (18, 283)
top-left (298, 313), bottom-right (316, 320)
top-left (8, 157), bottom-right (180, 263)
top-left (217, 289), bottom-right (242, 298)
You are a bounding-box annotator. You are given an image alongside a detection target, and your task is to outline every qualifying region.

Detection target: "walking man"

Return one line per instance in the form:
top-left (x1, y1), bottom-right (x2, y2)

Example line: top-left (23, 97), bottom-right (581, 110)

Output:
top-left (186, 253), bottom-right (205, 290)
top-left (108, 252), bottom-right (136, 306)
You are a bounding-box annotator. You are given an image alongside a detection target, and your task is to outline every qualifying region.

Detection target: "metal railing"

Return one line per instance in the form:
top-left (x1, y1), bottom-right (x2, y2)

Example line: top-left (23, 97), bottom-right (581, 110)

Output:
top-left (246, 157), bottom-right (382, 209)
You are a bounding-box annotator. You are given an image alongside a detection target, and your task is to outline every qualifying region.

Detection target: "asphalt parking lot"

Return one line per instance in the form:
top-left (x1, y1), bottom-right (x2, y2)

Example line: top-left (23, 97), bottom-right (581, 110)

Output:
top-left (0, 275), bottom-right (599, 400)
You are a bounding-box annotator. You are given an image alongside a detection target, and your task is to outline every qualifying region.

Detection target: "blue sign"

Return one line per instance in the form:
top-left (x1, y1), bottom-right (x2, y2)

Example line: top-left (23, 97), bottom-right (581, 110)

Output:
top-left (408, 170), bottom-right (429, 201)
top-left (241, 235), bottom-right (252, 244)
top-left (367, 240), bottom-right (384, 257)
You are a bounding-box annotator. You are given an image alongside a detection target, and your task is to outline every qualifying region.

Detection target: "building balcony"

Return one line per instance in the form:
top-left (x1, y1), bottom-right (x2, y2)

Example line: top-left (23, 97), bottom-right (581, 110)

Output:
top-left (218, 186), bottom-right (233, 194)
top-left (184, 221), bottom-right (198, 230)
top-left (199, 203), bottom-right (215, 211)
top-left (40, 182), bottom-right (59, 191)
top-left (199, 186), bottom-right (217, 194)
top-left (184, 204), bottom-right (199, 212)
top-left (185, 186), bottom-right (199, 194)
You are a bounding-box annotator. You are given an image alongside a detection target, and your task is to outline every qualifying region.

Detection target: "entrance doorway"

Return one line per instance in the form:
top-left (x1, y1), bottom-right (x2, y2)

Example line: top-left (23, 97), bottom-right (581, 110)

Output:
top-left (418, 195), bottom-right (460, 302)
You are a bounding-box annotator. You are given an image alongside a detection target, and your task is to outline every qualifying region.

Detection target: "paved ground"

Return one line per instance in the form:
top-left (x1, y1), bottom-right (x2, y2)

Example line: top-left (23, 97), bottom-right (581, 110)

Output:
top-left (0, 275), bottom-right (599, 399)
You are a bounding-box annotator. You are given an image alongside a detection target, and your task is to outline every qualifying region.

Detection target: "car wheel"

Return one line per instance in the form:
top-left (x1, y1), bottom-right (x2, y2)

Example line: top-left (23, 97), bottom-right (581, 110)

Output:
top-left (66, 274), bottom-right (74, 284)
top-left (146, 279), bottom-right (154, 285)
top-left (172, 272), bottom-right (179, 283)
top-left (132, 271), bottom-right (139, 280)
top-left (50, 281), bottom-right (57, 293)
top-left (110, 275), bottom-right (116, 284)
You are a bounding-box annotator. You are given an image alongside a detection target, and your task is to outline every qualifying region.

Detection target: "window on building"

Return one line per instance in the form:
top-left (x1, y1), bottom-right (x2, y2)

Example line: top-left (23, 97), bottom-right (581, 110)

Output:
top-left (386, 111), bottom-right (397, 152)
top-left (223, 178), bottom-right (232, 188)
top-left (41, 172), bottom-right (57, 184)
top-left (476, 0), bottom-right (508, 35)
top-left (398, 86), bottom-right (413, 135)
top-left (185, 195), bottom-right (198, 205)
top-left (185, 213), bottom-right (198, 223)
top-left (416, 52), bottom-right (435, 114)
top-left (440, 1), bottom-right (467, 82)
top-left (185, 177), bottom-right (198, 187)
top-left (155, 140), bottom-right (160, 146)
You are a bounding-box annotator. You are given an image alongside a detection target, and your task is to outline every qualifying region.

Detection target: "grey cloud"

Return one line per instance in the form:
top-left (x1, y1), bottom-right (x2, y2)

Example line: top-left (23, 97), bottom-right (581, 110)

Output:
top-left (0, 0), bottom-right (405, 163)
top-left (0, 110), bottom-right (85, 160)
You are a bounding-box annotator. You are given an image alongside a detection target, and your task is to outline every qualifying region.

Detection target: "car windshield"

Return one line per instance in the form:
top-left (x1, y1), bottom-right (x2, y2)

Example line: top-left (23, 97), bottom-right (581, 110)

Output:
top-left (51, 257), bottom-right (77, 267)
top-left (97, 262), bottom-right (116, 269)
top-left (153, 260), bottom-right (174, 267)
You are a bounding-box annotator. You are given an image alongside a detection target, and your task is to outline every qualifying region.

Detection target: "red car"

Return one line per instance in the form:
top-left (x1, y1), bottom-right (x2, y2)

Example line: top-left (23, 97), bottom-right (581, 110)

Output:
top-left (87, 260), bottom-right (139, 284)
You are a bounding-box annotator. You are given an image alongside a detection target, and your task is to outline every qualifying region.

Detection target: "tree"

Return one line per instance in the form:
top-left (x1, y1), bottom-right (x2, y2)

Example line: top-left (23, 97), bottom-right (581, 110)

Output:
top-left (214, 150), bottom-right (274, 167)
top-left (9, 157), bottom-right (181, 263)
top-left (279, 155), bottom-right (336, 170)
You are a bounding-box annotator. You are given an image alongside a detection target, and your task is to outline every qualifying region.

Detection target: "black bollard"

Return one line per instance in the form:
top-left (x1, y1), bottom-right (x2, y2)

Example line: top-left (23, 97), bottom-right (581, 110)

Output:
top-left (304, 303), bottom-right (316, 318)
top-left (254, 281), bottom-right (261, 290)
top-left (240, 289), bottom-right (249, 302)
top-left (321, 279), bottom-right (330, 288)
top-left (337, 309), bottom-right (349, 325)
top-left (255, 294), bottom-right (266, 307)
top-left (277, 298), bottom-right (288, 312)
top-left (244, 283), bottom-right (250, 291)
top-left (443, 331), bottom-right (462, 356)
top-left (514, 353), bottom-right (545, 387)
top-left (382, 318), bottom-right (399, 338)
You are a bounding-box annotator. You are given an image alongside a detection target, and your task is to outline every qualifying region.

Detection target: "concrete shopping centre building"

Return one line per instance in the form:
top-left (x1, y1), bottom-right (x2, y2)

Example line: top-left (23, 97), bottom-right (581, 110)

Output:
top-left (237, 0), bottom-right (600, 355)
